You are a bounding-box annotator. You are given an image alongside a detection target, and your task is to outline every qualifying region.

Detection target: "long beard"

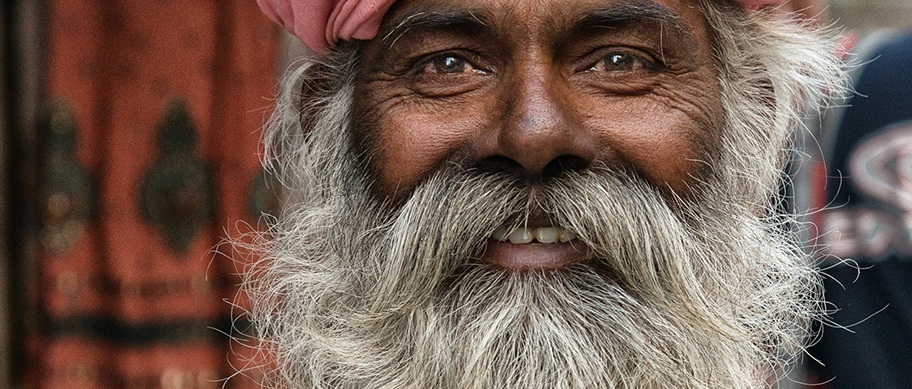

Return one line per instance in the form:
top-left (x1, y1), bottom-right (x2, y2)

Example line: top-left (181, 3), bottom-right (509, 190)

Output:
top-left (248, 157), bottom-right (817, 388)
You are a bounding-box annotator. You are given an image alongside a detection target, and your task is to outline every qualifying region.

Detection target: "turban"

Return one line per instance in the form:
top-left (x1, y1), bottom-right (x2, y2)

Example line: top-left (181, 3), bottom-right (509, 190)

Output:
top-left (257, 0), bottom-right (783, 54)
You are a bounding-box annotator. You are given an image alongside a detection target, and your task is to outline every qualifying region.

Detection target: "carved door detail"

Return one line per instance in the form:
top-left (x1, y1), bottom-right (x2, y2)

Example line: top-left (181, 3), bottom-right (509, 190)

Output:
top-left (140, 100), bottom-right (215, 255)
top-left (23, 1), bottom-right (279, 387)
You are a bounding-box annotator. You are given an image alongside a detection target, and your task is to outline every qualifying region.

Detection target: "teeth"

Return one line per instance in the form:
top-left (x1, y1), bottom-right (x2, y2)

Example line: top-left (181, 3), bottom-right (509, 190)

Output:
top-left (508, 228), bottom-right (534, 244)
top-left (535, 227), bottom-right (559, 244)
top-left (491, 226), bottom-right (509, 241)
top-left (559, 229), bottom-right (575, 242)
top-left (493, 226), bottom-right (576, 244)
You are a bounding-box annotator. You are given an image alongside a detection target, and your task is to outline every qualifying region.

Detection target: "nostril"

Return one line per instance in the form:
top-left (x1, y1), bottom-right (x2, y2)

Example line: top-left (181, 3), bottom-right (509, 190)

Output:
top-left (476, 155), bottom-right (527, 177)
top-left (542, 154), bottom-right (590, 179)
top-left (475, 154), bottom-right (590, 181)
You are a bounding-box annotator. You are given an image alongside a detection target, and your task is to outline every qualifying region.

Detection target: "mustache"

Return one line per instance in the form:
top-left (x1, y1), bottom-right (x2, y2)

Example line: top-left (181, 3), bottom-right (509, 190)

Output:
top-left (249, 125), bottom-right (819, 388)
top-left (348, 161), bottom-right (703, 314)
top-left (322, 160), bottom-right (787, 387)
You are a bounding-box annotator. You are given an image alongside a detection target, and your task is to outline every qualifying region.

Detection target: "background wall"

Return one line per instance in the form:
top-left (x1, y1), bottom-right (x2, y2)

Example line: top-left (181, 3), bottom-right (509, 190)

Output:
top-left (4, 2), bottom-right (45, 388)
top-left (0, 4), bottom-right (10, 387)
top-left (3, 1), bottom-right (280, 388)
top-left (830, 0), bottom-right (912, 32)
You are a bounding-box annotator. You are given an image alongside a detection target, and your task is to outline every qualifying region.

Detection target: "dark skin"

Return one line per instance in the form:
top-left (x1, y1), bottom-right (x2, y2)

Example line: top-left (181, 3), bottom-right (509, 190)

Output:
top-left (352, 0), bottom-right (725, 268)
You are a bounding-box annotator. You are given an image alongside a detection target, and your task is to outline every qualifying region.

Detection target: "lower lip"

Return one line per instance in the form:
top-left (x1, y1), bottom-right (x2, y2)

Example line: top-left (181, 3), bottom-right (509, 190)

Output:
top-left (479, 239), bottom-right (589, 269)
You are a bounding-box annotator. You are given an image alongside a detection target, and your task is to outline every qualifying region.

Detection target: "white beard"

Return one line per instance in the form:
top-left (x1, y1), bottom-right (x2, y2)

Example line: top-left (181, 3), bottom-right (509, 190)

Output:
top-left (237, 2), bottom-right (846, 388)
top-left (246, 159), bottom-right (816, 388)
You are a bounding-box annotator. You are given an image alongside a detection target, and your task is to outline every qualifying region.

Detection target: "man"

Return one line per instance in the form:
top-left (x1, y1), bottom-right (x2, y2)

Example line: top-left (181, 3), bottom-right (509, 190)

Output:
top-left (242, 0), bottom-right (844, 387)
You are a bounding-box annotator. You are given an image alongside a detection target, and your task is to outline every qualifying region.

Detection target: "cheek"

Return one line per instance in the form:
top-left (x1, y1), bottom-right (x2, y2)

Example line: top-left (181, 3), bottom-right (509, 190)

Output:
top-left (364, 98), bottom-right (489, 199)
top-left (584, 83), bottom-right (722, 195)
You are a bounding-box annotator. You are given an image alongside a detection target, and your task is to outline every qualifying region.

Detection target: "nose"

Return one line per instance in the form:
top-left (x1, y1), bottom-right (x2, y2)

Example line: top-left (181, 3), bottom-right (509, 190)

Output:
top-left (474, 66), bottom-right (596, 180)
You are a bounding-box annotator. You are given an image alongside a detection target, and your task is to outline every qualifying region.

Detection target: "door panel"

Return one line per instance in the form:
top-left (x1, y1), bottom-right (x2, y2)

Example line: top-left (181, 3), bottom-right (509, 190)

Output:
top-left (26, 1), bottom-right (279, 387)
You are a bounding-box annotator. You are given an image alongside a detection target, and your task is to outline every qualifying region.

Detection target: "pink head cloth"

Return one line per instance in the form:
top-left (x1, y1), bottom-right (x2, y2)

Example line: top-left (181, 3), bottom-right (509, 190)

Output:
top-left (256, 0), bottom-right (398, 54)
top-left (257, 0), bottom-right (783, 54)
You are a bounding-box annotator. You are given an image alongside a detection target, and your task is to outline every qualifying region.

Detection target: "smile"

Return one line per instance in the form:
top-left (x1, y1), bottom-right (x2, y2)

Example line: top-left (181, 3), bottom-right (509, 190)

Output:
top-left (481, 224), bottom-right (588, 269)
top-left (490, 226), bottom-right (576, 244)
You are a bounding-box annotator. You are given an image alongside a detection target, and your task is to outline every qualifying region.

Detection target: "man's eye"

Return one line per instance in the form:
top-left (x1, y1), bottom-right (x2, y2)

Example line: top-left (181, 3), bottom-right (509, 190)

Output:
top-left (588, 52), bottom-right (654, 72)
top-left (420, 55), bottom-right (477, 74)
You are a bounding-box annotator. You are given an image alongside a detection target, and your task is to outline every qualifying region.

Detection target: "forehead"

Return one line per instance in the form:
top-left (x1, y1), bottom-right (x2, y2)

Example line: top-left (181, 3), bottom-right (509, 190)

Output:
top-left (378, 0), bottom-right (711, 44)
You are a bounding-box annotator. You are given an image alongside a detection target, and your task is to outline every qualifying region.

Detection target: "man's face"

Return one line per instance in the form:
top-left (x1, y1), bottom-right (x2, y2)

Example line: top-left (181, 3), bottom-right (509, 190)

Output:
top-left (354, 0), bottom-right (723, 269)
top-left (246, 0), bottom-right (842, 386)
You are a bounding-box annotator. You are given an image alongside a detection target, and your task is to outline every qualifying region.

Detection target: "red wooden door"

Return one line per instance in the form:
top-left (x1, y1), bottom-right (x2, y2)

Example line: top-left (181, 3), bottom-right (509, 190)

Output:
top-left (24, 1), bottom-right (279, 387)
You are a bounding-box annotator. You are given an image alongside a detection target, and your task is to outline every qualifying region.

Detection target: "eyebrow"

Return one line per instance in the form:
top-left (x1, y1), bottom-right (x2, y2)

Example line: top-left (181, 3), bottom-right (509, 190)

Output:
top-left (376, 1), bottom-right (691, 50)
top-left (569, 2), bottom-right (688, 40)
top-left (378, 7), bottom-right (491, 50)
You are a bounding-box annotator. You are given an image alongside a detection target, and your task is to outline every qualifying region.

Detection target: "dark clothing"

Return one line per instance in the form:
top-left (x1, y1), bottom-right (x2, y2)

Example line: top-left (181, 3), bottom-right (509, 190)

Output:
top-left (810, 29), bottom-right (912, 389)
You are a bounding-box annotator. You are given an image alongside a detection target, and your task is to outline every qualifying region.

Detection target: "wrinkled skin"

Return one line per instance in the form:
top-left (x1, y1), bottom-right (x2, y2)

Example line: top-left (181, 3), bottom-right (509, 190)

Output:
top-left (355, 0), bottom-right (723, 201)
top-left (353, 0), bottom-right (725, 269)
top-left (240, 0), bottom-right (847, 386)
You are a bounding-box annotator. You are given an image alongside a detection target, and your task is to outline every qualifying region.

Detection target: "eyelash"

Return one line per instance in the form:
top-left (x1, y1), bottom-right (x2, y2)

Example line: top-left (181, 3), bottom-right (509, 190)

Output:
top-left (411, 48), bottom-right (661, 76)
top-left (583, 48), bottom-right (663, 73)
top-left (413, 51), bottom-right (489, 75)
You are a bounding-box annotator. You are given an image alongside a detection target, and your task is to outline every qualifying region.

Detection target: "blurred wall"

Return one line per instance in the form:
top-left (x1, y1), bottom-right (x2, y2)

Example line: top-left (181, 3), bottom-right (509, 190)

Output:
top-left (831, 0), bottom-right (912, 32)
top-left (1, 3), bottom-right (10, 387)
top-left (4, 1), bottom-right (279, 387)
top-left (3, 2), bottom-right (45, 388)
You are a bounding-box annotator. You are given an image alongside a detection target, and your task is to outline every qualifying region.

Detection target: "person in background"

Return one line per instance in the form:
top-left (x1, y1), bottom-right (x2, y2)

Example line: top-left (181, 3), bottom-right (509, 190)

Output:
top-left (774, 1), bottom-right (912, 386)
top-left (804, 26), bottom-right (912, 389)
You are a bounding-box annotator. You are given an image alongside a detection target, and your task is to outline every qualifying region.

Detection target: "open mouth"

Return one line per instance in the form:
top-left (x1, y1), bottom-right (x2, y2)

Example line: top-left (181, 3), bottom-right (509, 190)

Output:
top-left (490, 226), bottom-right (576, 244)
top-left (480, 220), bottom-right (589, 270)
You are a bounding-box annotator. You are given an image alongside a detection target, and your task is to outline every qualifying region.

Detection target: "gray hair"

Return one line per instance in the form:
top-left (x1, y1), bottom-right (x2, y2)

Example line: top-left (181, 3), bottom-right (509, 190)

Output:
top-left (235, 1), bottom-right (846, 388)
